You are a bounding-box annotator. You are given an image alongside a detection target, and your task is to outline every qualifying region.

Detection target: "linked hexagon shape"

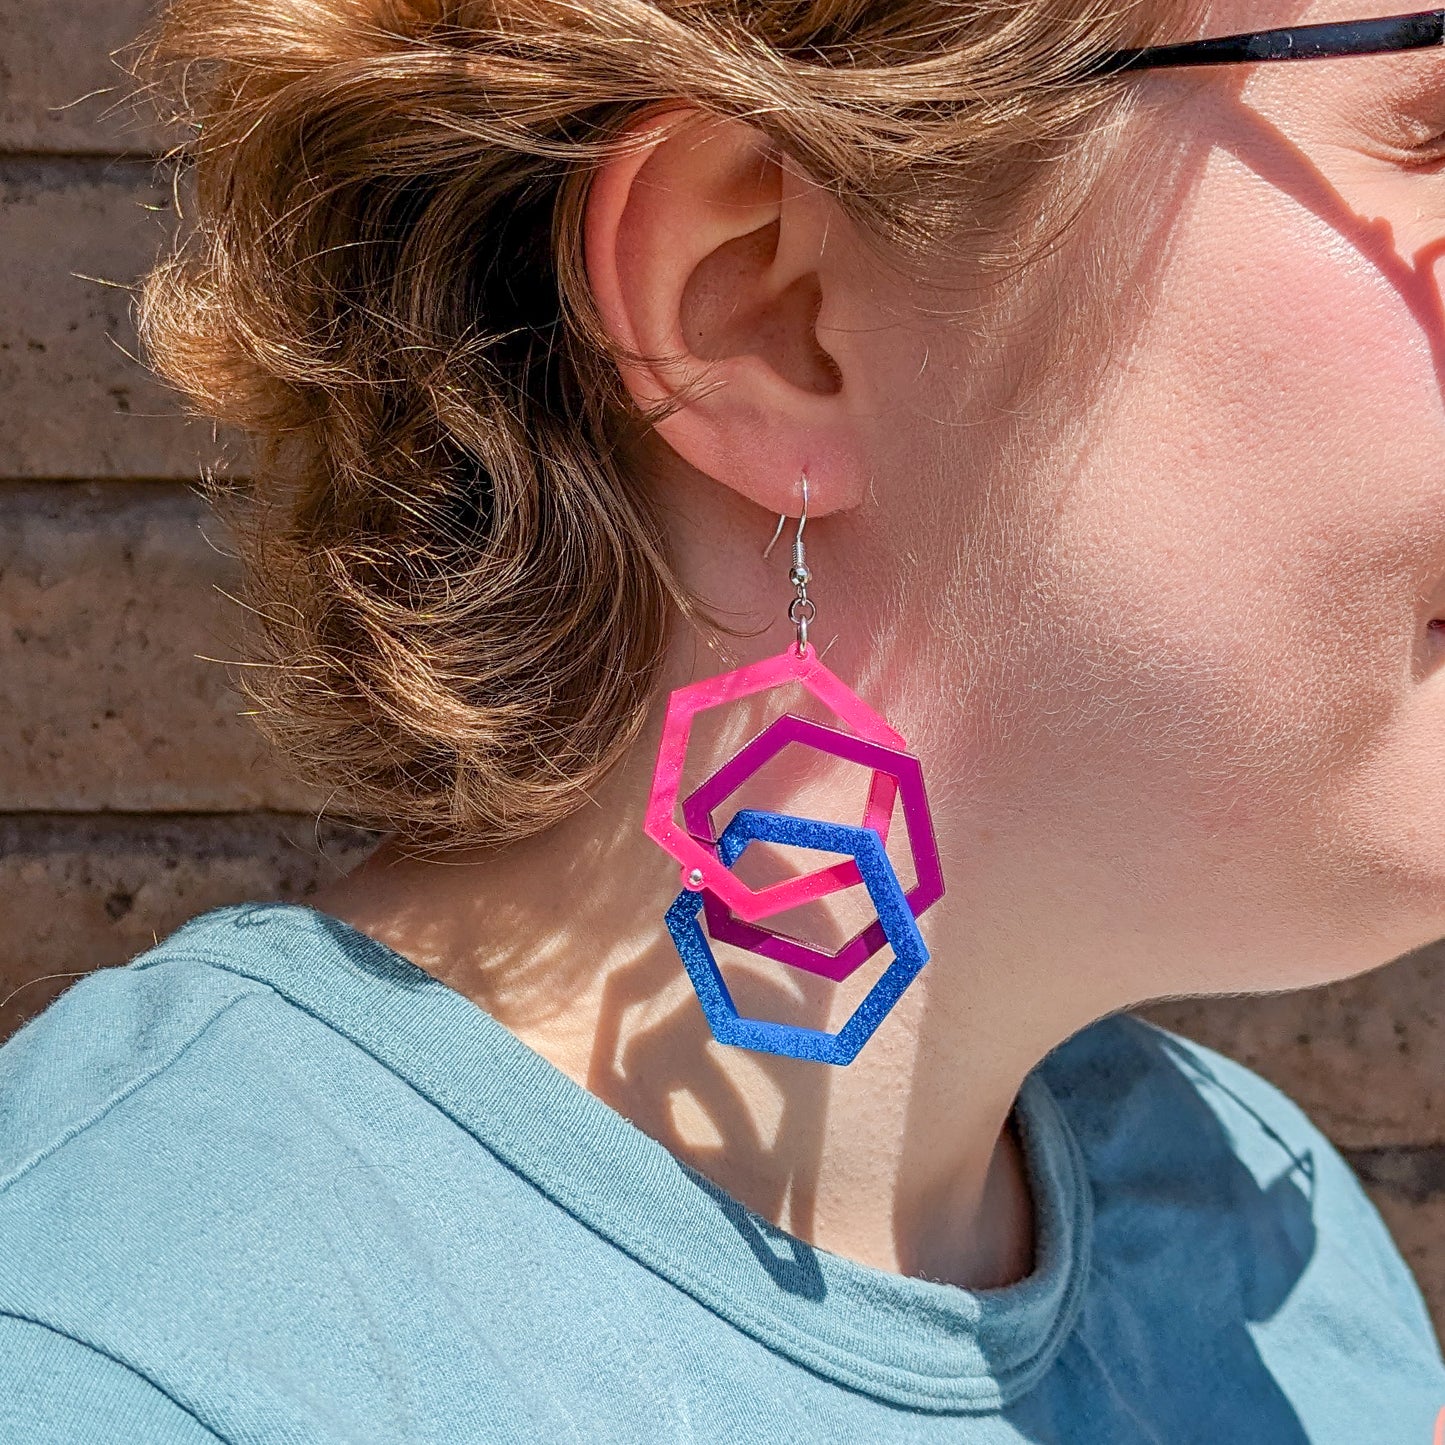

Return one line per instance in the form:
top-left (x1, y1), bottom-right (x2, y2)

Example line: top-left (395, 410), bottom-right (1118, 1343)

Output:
top-left (681, 711), bottom-right (898, 909)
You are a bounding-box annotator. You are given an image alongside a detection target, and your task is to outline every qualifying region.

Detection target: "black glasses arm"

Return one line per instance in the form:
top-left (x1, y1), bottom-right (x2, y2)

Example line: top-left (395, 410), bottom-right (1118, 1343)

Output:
top-left (1092, 6), bottom-right (1445, 74)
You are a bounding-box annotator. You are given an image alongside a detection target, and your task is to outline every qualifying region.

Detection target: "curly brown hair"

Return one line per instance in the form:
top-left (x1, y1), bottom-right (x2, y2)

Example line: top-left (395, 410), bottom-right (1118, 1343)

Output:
top-left (135, 0), bottom-right (1177, 845)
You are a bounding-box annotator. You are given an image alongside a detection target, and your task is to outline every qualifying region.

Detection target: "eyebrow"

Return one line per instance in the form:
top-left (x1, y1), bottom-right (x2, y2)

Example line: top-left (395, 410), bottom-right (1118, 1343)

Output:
top-left (1090, 7), bottom-right (1445, 74)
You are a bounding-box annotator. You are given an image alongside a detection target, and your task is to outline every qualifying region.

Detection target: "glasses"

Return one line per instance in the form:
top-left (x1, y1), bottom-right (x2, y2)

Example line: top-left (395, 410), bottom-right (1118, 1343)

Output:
top-left (1091, 6), bottom-right (1445, 74)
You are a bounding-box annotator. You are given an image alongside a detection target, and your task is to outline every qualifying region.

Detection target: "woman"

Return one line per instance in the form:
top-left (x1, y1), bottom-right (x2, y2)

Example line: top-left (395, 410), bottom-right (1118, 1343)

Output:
top-left (1, 0), bottom-right (1443, 1437)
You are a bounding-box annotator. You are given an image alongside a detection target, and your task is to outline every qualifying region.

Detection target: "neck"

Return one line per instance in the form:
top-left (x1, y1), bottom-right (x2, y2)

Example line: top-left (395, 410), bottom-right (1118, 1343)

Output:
top-left (312, 643), bottom-right (1097, 1292)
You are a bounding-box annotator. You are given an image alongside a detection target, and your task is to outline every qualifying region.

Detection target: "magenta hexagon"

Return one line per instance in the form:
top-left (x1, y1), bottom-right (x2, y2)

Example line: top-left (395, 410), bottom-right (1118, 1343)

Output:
top-left (684, 715), bottom-right (944, 981)
top-left (682, 714), bottom-right (898, 898)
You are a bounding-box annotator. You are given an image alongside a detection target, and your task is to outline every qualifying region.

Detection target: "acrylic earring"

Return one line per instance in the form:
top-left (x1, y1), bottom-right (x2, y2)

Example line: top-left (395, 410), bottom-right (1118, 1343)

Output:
top-left (644, 476), bottom-right (945, 1064)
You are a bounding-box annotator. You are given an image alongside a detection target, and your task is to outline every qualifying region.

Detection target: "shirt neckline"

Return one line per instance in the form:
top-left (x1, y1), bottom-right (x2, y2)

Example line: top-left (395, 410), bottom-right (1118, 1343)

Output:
top-left (155, 901), bottom-right (1094, 1413)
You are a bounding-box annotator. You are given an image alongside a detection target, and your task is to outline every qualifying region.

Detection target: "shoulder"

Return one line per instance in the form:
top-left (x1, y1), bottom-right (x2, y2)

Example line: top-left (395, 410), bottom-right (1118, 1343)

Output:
top-left (0, 906), bottom-right (547, 1441)
top-left (0, 913), bottom-right (327, 1429)
top-left (1039, 1011), bottom-right (1443, 1366)
top-left (0, 905), bottom-right (390, 1294)
top-left (0, 922), bottom-right (280, 1201)
top-left (0, 906), bottom-right (401, 1220)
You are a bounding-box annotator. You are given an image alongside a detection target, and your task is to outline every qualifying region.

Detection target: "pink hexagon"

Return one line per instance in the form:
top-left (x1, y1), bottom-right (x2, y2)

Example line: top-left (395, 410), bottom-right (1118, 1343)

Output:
top-left (644, 644), bottom-right (905, 923)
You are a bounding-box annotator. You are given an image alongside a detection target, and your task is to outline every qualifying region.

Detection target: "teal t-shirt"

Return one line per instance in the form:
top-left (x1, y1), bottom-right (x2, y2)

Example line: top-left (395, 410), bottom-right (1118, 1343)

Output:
top-left (0, 902), bottom-right (1441, 1443)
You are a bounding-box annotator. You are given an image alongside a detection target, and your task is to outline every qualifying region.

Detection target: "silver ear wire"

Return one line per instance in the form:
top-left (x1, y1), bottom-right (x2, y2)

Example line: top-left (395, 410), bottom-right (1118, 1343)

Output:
top-left (762, 475), bottom-right (808, 561)
top-left (763, 476), bottom-right (816, 656)
top-left (762, 510), bottom-right (787, 561)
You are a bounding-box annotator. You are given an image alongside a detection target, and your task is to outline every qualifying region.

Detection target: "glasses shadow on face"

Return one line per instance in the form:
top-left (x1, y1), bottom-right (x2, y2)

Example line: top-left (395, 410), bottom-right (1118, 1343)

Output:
top-left (1209, 79), bottom-right (1445, 397)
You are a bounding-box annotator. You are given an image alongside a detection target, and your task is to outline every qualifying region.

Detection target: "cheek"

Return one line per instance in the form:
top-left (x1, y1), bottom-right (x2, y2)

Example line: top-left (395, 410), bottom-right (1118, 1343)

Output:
top-left (1048, 211), bottom-right (1434, 761)
top-left (987, 144), bottom-right (1445, 961)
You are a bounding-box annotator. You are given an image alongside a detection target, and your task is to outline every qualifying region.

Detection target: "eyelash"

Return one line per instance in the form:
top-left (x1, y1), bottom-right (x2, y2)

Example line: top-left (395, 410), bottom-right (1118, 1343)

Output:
top-left (1400, 133), bottom-right (1445, 170)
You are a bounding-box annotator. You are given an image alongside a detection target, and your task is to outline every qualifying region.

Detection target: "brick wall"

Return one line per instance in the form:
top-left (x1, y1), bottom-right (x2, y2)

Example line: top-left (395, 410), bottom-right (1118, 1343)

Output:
top-left (0, 6), bottom-right (374, 1043)
top-left (3, 0), bottom-right (1442, 1341)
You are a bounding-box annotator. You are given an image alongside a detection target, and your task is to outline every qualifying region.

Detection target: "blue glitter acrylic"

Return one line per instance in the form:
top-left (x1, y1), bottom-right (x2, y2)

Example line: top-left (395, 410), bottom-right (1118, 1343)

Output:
top-left (664, 808), bottom-right (930, 1066)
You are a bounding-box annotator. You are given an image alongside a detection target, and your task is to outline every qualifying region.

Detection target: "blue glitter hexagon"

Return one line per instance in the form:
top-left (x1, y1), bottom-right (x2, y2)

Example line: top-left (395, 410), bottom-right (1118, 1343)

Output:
top-left (664, 808), bottom-right (930, 1066)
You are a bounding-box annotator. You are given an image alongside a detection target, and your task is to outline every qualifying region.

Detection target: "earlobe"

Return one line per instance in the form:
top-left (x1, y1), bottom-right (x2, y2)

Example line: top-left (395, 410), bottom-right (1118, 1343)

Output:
top-left (582, 109), bottom-right (869, 517)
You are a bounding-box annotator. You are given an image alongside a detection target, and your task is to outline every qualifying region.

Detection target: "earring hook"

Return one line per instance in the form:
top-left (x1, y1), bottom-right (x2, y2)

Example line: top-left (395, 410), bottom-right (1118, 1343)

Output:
top-left (762, 476), bottom-right (815, 656)
top-left (762, 475), bottom-right (809, 561)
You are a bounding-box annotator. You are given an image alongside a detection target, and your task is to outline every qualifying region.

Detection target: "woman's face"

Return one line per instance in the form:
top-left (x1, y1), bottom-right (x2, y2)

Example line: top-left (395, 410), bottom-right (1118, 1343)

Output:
top-left (860, 0), bottom-right (1445, 998)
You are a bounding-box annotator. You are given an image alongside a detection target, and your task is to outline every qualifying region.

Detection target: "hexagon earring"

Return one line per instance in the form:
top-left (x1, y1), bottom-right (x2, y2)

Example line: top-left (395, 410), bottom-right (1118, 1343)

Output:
top-left (644, 476), bottom-right (946, 1064)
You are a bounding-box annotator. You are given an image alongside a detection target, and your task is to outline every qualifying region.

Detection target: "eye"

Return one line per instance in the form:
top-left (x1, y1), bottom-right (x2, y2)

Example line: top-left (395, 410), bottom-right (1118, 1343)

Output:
top-left (1389, 101), bottom-right (1445, 149)
top-left (1397, 129), bottom-right (1445, 172)
top-left (1348, 59), bottom-right (1445, 166)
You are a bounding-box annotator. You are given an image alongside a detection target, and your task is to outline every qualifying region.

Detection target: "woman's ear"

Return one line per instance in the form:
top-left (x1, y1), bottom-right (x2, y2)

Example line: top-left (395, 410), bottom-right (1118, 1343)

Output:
top-left (583, 109), bottom-right (875, 517)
